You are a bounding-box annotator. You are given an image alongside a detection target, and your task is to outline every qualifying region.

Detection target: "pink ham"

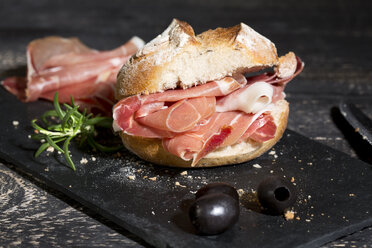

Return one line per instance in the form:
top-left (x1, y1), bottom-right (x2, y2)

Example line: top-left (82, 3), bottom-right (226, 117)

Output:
top-left (249, 118), bottom-right (277, 142)
top-left (26, 56), bottom-right (128, 102)
top-left (163, 111), bottom-right (268, 165)
top-left (113, 76), bottom-right (246, 135)
top-left (136, 97), bottom-right (215, 132)
top-left (40, 40), bottom-right (140, 70)
top-left (2, 36), bottom-right (143, 115)
top-left (237, 114), bottom-right (276, 143)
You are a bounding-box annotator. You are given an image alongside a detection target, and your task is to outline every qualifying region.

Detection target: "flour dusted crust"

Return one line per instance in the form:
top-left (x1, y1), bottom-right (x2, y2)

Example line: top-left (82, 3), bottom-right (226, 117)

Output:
top-left (119, 100), bottom-right (289, 168)
top-left (116, 19), bottom-right (279, 99)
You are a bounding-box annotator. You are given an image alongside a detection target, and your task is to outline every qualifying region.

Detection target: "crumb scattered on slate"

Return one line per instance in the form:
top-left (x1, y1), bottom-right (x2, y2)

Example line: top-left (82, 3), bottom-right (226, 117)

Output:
top-left (253, 164), bottom-right (262, 169)
top-left (237, 189), bottom-right (245, 197)
top-left (12, 120), bottom-right (19, 126)
top-left (175, 182), bottom-right (186, 188)
top-left (91, 156), bottom-right (96, 161)
top-left (284, 210), bottom-right (295, 220)
top-left (80, 158), bottom-right (88, 164)
top-left (349, 193), bottom-right (355, 197)
top-left (180, 171), bottom-right (187, 176)
top-left (128, 175), bottom-right (135, 180)
top-left (149, 177), bottom-right (157, 181)
top-left (291, 177), bottom-right (295, 182)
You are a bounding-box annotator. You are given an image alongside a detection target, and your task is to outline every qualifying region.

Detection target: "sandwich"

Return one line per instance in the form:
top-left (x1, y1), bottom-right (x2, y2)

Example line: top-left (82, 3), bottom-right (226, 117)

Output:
top-left (113, 19), bottom-right (304, 168)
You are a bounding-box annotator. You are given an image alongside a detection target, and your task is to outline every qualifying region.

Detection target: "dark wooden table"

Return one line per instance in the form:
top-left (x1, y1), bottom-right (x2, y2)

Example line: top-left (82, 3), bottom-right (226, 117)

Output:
top-left (1, 0), bottom-right (371, 247)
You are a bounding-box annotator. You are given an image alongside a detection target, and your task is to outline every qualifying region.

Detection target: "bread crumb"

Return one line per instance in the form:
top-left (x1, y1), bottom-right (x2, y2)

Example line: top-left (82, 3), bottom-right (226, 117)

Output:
top-left (91, 156), bottom-right (96, 161)
top-left (28, 135), bottom-right (31, 139)
top-left (80, 158), bottom-right (88, 164)
top-left (237, 189), bottom-right (245, 197)
top-left (269, 150), bottom-right (276, 155)
top-left (252, 164), bottom-right (262, 169)
top-left (58, 151), bottom-right (62, 155)
top-left (355, 127), bottom-right (360, 132)
top-left (12, 120), bottom-right (19, 126)
top-left (274, 154), bottom-right (278, 159)
top-left (44, 167), bottom-right (49, 172)
top-left (69, 185), bottom-right (72, 188)
top-left (143, 176), bottom-right (148, 179)
top-left (137, 169), bottom-right (142, 173)
top-left (46, 146), bottom-right (54, 153)
top-left (284, 210), bottom-right (295, 220)
top-left (180, 171), bottom-right (188, 176)
top-left (40, 139), bottom-right (45, 143)
top-left (151, 211), bottom-right (155, 215)
top-left (128, 175), bottom-right (135, 180)
top-left (175, 181), bottom-right (186, 188)
top-left (149, 176), bottom-right (157, 181)
top-left (307, 162), bottom-right (313, 166)
top-left (290, 177), bottom-right (295, 183)
top-left (308, 195), bottom-right (311, 199)
top-left (305, 219), bottom-right (311, 222)
top-left (349, 193), bottom-right (355, 197)
top-left (270, 170), bottom-right (274, 174)
top-left (296, 216), bottom-right (300, 220)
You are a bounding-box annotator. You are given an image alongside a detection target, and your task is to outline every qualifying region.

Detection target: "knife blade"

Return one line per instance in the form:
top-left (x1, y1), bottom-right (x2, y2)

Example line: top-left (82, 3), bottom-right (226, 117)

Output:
top-left (339, 101), bottom-right (372, 146)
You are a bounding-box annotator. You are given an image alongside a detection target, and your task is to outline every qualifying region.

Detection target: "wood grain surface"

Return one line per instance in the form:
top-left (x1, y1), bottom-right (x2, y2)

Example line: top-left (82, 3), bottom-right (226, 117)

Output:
top-left (0, 0), bottom-right (371, 247)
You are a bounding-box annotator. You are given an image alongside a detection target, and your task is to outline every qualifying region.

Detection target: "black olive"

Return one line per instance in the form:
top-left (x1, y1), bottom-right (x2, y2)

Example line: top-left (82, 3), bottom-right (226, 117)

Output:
top-left (189, 193), bottom-right (239, 235)
top-left (195, 182), bottom-right (239, 202)
top-left (257, 176), bottom-right (297, 214)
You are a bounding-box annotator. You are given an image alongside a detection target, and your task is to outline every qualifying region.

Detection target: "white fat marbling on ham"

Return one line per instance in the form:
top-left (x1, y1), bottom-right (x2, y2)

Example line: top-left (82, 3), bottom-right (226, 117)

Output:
top-left (216, 82), bottom-right (274, 114)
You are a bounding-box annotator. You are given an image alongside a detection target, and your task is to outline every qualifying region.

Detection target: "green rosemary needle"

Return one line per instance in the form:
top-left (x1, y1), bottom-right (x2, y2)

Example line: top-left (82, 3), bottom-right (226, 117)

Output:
top-left (31, 92), bottom-right (122, 171)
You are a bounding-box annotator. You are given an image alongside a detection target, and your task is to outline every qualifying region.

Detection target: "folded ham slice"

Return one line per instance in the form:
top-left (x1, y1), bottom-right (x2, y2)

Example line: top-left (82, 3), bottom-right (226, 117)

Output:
top-left (2, 36), bottom-right (144, 115)
top-left (113, 56), bottom-right (304, 164)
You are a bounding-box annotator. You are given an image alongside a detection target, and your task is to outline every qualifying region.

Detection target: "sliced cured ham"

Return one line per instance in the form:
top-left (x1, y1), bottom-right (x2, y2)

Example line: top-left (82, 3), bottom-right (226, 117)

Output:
top-left (1, 36), bottom-right (144, 115)
top-left (113, 76), bottom-right (246, 135)
top-left (137, 97), bottom-right (216, 132)
top-left (113, 56), bottom-right (303, 164)
top-left (162, 110), bottom-right (273, 165)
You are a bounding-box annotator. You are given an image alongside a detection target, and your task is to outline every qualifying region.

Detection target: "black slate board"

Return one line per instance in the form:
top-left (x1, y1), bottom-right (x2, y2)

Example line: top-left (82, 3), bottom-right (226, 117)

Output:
top-left (0, 87), bottom-right (371, 248)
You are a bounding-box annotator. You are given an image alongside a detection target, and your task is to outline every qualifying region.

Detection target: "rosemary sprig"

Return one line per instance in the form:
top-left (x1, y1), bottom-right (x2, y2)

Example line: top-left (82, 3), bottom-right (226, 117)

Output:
top-left (31, 92), bottom-right (122, 171)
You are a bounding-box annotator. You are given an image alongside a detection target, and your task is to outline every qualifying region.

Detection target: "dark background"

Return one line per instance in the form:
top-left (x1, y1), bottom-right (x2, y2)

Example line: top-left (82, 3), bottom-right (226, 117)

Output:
top-left (1, 0), bottom-right (372, 247)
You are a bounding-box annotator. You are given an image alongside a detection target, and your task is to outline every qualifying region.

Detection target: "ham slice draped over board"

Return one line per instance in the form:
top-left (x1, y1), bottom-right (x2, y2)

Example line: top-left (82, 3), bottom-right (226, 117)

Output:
top-left (113, 56), bottom-right (304, 166)
top-left (2, 36), bottom-right (144, 114)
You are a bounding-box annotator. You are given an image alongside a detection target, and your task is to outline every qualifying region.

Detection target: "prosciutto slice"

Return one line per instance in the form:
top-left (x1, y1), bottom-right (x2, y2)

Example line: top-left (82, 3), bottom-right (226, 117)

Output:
top-left (2, 36), bottom-right (144, 115)
top-left (163, 110), bottom-right (275, 165)
top-left (113, 76), bottom-right (246, 135)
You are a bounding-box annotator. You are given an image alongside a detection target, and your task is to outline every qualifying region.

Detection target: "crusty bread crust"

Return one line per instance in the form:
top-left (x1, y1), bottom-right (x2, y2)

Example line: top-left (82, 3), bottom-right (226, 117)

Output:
top-left (119, 100), bottom-right (289, 168)
top-left (116, 19), bottom-right (278, 99)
